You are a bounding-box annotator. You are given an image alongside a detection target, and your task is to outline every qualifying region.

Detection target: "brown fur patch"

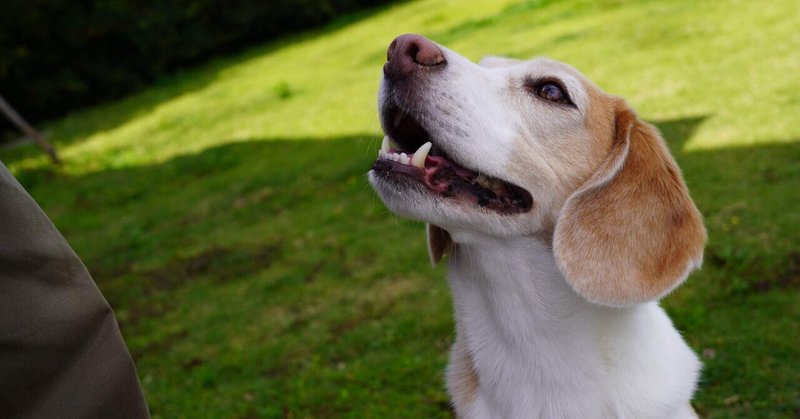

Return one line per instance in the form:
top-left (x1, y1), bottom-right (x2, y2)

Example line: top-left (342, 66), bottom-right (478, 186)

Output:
top-left (582, 80), bottom-right (617, 156)
top-left (427, 224), bottom-right (453, 265)
top-left (447, 341), bottom-right (479, 416)
top-left (553, 100), bottom-right (707, 306)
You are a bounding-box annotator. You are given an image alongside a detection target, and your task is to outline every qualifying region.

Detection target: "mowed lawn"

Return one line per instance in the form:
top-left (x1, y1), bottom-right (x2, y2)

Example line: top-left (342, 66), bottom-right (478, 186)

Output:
top-left (2, 0), bottom-right (799, 417)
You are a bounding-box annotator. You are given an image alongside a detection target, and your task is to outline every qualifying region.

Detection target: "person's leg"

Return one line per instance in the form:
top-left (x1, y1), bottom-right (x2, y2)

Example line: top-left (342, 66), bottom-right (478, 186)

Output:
top-left (0, 163), bottom-right (149, 418)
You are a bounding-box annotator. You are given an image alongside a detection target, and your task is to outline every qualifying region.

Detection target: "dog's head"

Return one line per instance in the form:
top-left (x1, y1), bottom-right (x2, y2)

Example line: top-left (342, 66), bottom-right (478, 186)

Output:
top-left (368, 34), bottom-right (706, 306)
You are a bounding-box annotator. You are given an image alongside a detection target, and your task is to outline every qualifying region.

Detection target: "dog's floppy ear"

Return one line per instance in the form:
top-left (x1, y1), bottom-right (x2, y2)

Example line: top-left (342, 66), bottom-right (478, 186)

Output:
top-left (553, 100), bottom-right (706, 306)
top-left (427, 224), bottom-right (453, 265)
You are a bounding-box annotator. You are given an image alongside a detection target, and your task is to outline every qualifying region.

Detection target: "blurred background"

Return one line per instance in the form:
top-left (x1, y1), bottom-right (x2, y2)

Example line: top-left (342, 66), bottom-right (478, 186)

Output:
top-left (1, 0), bottom-right (798, 417)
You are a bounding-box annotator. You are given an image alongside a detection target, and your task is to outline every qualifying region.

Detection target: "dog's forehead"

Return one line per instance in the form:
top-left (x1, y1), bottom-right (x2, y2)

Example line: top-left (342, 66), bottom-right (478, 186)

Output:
top-left (479, 56), bottom-right (604, 96)
top-left (523, 57), bottom-right (579, 75)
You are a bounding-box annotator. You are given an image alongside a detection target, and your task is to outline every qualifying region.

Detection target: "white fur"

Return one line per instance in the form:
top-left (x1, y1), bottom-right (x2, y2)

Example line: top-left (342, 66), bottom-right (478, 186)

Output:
top-left (445, 233), bottom-right (699, 418)
top-left (370, 37), bottom-right (701, 418)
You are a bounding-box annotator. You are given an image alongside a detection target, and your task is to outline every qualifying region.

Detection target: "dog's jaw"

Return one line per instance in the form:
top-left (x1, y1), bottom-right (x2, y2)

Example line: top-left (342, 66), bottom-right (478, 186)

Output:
top-left (372, 139), bottom-right (533, 213)
top-left (368, 169), bottom-right (534, 236)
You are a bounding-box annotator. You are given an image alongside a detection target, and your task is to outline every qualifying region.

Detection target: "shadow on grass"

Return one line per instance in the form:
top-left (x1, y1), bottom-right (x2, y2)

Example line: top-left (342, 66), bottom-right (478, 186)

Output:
top-left (655, 118), bottom-right (800, 295)
top-left (11, 116), bottom-right (798, 306)
top-left (8, 119), bottom-right (800, 416)
top-left (15, 134), bottom-right (382, 314)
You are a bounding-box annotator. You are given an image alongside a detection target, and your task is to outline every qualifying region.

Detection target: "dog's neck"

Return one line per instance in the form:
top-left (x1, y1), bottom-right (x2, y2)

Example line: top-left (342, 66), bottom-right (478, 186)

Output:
top-left (445, 231), bottom-right (626, 414)
top-left (446, 231), bottom-right (599, 332)
top-left (445, 231), bottom-right (618, 363)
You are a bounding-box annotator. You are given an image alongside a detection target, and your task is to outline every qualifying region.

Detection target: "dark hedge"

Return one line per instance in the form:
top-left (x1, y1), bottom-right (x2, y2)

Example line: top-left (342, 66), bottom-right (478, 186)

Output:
top-left (0, 0), bottom-right (392, 128)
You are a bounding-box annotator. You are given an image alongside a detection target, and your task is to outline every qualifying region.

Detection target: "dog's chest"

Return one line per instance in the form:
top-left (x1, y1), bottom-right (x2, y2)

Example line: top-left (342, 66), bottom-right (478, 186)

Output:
top-left (444, 237), bottom-right (701, 418)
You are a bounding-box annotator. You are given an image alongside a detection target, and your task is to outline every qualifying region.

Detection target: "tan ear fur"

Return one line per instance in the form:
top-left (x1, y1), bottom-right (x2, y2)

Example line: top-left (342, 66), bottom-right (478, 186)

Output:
top-left (427, 224), bottom-right (453, 265)
top-left (553, 100), bottom-right (707, 306)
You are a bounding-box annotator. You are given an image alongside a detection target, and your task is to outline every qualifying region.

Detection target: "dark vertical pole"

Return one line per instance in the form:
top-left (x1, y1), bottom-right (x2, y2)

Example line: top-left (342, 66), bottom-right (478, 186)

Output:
top-left (0, 94), bottom-right (61, 164)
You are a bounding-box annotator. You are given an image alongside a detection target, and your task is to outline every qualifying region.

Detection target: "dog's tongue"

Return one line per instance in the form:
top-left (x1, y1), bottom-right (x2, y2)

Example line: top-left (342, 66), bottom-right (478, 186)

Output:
top-left (424, 155), bottom-right (476, 179)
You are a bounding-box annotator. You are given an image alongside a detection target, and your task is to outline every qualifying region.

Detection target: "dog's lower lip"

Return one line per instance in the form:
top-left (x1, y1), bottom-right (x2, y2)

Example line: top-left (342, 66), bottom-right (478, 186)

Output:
top-left (373, 141), bottom-right (533, 214)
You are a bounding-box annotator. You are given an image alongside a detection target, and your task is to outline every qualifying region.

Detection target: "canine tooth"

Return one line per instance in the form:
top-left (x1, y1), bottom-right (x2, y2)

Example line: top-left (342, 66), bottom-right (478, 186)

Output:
top-left (380, 136), bottom-right (390, 156)
top-left (475, 174), bottom-right (489, 187)
top-left (411, 142), bottom-right (432, 168)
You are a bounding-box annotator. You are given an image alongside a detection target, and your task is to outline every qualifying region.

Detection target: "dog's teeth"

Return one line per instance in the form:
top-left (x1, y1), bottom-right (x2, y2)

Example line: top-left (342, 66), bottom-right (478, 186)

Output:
top-left (380, 136), bottom-right (390, 156)
top-left (412, 142), bottom-right (432, 168)
top-left (400, 153), bottom-right (409, 164)
top-left (393, 111), bottom-right (404, 128)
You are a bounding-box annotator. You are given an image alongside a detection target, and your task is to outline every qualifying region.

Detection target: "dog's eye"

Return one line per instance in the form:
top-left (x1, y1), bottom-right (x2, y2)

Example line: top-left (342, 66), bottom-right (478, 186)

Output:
top-left (529, 80), bottom-right (574, 107)
top-left (538, 83), bottom-right (565, 102)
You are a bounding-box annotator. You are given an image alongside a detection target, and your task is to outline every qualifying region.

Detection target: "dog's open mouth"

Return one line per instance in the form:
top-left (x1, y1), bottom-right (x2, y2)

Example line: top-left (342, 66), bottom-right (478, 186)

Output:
top-left (372, 106), bottom-right (533, 214)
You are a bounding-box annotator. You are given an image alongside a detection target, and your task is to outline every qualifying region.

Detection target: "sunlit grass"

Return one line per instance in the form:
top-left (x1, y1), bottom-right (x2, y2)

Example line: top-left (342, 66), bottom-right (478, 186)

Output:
top-left (8, 0), bottom-right (800, 173)
top-left (1, 0), bottom-right (798, 417)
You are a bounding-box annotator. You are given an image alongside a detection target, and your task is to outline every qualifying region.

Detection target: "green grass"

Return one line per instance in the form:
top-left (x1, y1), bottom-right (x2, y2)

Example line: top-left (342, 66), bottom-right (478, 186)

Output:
top-left (2, 0), bottom-right (799, 417)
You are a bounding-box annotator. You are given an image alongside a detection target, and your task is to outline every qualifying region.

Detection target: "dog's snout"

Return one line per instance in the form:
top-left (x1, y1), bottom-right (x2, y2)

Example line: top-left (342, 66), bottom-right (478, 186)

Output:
top-left (384, 34), bottom-right (446, 78)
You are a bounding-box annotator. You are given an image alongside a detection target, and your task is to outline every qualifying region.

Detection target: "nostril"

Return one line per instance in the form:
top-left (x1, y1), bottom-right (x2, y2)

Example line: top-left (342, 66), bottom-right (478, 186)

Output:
top-left (407, 44), bottom-right (420, 62)
top-left (413, 40), bottom-right (445, 66)
top-left (400, 35), bottom-right (444, 67)
top-left (384, 34), bottom-right (446, 78)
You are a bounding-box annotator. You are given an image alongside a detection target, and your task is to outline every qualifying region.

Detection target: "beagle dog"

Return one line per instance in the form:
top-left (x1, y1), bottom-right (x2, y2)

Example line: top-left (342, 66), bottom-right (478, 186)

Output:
top-left (369, 35), bottom-right (706, 418)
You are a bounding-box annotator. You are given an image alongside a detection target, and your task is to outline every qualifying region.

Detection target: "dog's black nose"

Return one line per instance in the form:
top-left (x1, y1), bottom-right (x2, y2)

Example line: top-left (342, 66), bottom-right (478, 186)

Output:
top-left (384, 34), bottom-right (446, 78)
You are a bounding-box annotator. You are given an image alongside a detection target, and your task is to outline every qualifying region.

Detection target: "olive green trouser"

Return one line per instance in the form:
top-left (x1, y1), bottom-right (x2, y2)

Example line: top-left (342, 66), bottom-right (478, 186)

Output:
top-left (0, 163), bottom-right (150, 418)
